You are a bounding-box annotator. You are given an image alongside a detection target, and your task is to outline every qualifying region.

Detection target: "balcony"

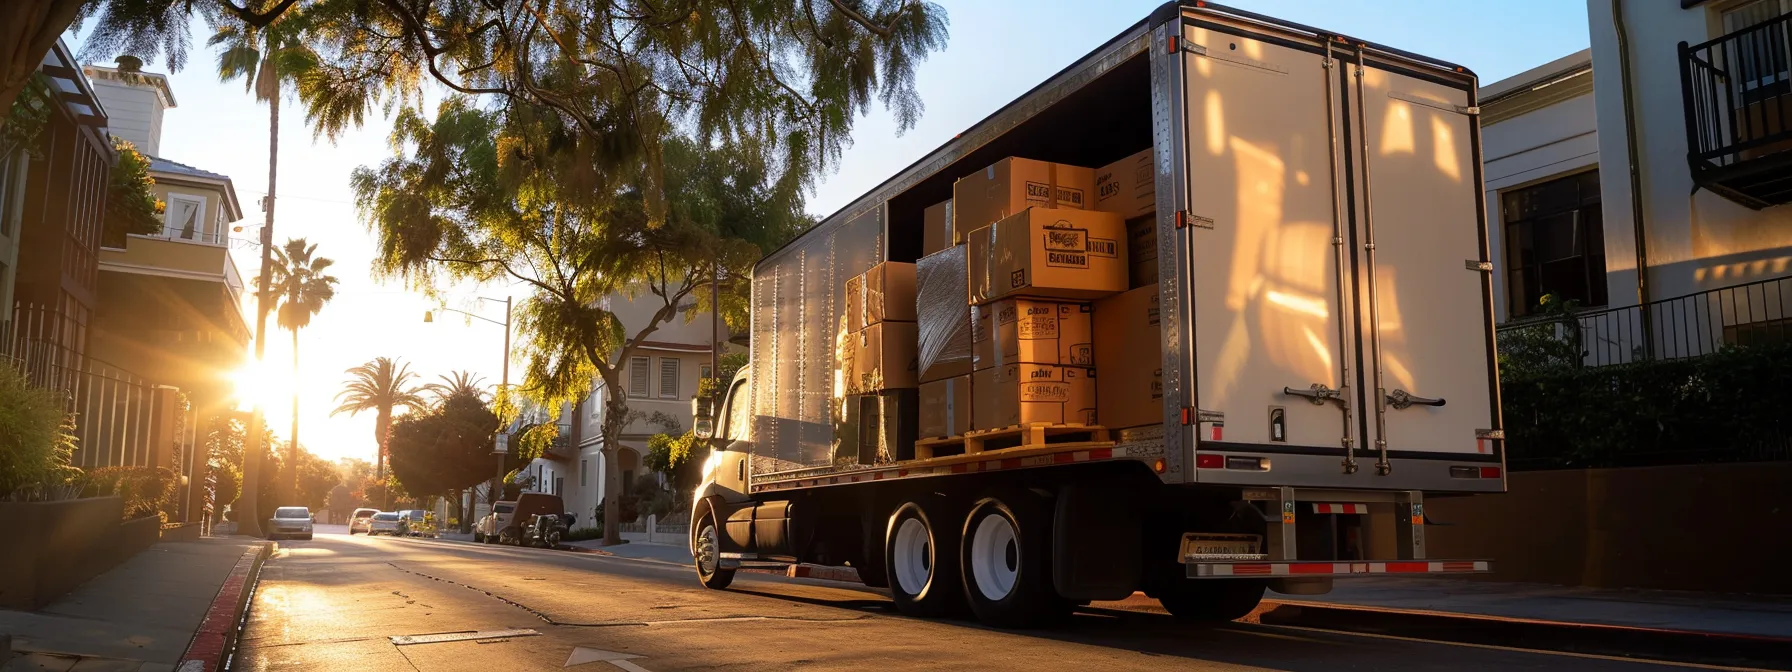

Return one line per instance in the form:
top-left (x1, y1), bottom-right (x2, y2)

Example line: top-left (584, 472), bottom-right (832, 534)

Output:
top-left (1679, 12), bottom-right (1792, 209)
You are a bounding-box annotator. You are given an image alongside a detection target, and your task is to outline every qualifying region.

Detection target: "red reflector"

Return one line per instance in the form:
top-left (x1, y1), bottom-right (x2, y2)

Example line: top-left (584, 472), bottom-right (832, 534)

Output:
top-left (1167, 36), bottom-right (1179, 54)
top-left (1180, 407), bottom-right (1192, 425)
top-left (1480, 466), bottom-right (1502, 479)
top-left (1196, 453), bottom-right (1223, 469)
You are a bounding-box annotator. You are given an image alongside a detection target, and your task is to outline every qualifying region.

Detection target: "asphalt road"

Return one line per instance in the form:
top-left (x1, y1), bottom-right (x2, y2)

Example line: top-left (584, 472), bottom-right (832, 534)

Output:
top-left (236, 528), bottom-right (1715, 671)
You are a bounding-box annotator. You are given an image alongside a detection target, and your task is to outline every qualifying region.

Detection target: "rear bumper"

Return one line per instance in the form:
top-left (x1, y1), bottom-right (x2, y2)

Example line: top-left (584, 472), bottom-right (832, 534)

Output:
top-left (1189, 448), bottom-right (1506, 493)
top-left (1188, 559), bottom-right (1490, 579)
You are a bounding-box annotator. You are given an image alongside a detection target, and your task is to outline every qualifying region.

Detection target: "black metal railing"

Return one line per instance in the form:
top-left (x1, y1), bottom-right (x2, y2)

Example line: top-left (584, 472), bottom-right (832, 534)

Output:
top-left (2, 303), bottom-right (174, 471)
top-left (1497, 275), bottom-right (1792, 368)
top-left (1679, 12), bottom-right (1792, 202)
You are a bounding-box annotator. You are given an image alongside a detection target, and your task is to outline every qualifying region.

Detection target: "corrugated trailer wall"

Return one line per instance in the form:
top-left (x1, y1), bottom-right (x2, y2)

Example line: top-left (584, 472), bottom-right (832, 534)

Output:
top-left (751, 204), bottom-right (886, 474)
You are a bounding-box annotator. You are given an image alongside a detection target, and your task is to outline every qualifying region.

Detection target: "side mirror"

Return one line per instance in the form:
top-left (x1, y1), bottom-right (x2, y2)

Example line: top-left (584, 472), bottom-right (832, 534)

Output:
top-left (692, 394), bottom-right (715, 440)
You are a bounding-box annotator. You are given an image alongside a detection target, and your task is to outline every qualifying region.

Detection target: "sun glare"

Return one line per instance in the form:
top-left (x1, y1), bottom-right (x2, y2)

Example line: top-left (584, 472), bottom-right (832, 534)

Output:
top-left (230, 359), bottom-right (289, 412)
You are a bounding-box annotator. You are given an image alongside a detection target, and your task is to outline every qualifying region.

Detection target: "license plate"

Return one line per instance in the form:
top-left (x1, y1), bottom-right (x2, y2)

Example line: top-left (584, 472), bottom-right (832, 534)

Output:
top-left (1181, 533), bottom-right (1263, 560)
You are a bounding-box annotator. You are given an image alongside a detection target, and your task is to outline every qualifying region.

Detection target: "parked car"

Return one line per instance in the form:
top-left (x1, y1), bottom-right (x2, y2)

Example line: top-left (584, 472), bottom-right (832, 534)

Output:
top-left (269, 506), bottom-right (314, 540)
top-left (368, 511), bottom-right (403, 536)
top-left (474, 501), bottom-right (516, 543)
top-left (347, 508), bottom-right (378, 535)
top-left (398, 510), bottom-right (434, 537)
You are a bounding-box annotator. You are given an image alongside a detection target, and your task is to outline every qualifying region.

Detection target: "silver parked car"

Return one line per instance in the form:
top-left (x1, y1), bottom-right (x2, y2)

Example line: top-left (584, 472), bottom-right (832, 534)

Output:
top-left (367, 511), bottom-right (403, 536)
top-left (269, 506), bottom-right (314, 540)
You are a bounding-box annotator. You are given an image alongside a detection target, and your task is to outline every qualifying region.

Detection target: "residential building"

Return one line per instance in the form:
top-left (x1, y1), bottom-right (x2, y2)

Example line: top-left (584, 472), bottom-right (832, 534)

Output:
top-left (82, 59), bottom-right (174, 158)
top-left (521, 292), bottom-right (736, 525)
top-left (1484, 1), bottom-right (1792, 363)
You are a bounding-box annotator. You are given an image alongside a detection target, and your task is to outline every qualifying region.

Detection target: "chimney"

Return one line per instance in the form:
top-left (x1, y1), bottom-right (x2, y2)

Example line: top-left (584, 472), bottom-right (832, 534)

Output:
top-left (82, 56), bottom-right (176, 156)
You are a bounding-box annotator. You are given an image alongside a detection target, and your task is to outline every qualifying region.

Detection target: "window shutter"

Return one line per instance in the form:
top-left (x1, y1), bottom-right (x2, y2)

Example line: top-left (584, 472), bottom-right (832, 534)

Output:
top-left (660, 358), bottom-right (680, 398)
top-left (628, 357), bottom-right (650, 397)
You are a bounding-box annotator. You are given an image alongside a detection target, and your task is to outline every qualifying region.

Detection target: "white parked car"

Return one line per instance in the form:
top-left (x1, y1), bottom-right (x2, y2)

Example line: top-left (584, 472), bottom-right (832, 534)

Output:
top-left (474, 501), bottom-right (516, 543)
top-left (269, 507), bottom-right (314, 540)
top-left (347, 507), bottom-right (378, 535)
top-left (368, 511), bottom-right (403, 536)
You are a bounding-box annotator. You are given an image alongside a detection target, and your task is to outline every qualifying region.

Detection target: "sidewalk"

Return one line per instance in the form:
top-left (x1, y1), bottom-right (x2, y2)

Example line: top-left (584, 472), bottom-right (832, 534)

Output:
top-left (1278, 577), bottom-right (1792, 640)
top-left (0, 537), bottom-right (268, 671)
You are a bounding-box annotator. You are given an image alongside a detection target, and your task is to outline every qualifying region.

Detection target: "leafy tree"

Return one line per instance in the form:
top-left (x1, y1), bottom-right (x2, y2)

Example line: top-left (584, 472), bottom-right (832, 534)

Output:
top-left (325, 483), bottom-right (354, 520)
top-left (386, 388), bottom-right (507, 501)
top-left (331, 356), bottom-right (425, 479)
top-left (0, 361), bottom-right (78, 498)
top-left (262, 237), bottom-right (338, 501)
top-left (1497, 294), bottom-right (1587, 378)
top-left (104, 137), bottom-right (164, 246)
top-left (353, 96), bottom-right (808, 545)
top-left (335, 456), bottom-right (374, 486)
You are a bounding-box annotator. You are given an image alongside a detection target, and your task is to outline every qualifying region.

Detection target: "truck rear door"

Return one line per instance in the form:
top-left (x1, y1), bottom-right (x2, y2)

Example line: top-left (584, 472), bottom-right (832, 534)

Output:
top-left (1169, 15), bottom-right (1501, 491)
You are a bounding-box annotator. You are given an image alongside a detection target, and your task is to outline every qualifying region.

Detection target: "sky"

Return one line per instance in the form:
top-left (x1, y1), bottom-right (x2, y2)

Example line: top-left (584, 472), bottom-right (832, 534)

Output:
top-left (69, 0), bottom-right (1590, 462)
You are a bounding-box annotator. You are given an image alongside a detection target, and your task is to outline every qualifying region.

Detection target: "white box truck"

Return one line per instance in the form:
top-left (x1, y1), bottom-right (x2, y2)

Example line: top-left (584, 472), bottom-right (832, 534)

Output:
top-left (689, 1), bottom-right (1504, 628)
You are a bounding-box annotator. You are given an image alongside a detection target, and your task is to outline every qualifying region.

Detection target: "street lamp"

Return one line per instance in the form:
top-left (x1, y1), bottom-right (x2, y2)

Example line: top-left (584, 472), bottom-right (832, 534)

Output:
top-left (423, 296), bottom-right (512, 524)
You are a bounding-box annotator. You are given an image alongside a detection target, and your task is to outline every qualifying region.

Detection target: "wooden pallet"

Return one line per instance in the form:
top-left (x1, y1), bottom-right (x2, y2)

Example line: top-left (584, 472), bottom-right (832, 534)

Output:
top-left (915, 422), bottom-right (1110, 460)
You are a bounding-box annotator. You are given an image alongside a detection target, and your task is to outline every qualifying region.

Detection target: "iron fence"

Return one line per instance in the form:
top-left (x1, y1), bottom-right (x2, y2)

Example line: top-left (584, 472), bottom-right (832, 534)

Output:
top-left (4, 303), bottom-right (166, 470)
top-left (1497, 275), bottom-right (1791, 368)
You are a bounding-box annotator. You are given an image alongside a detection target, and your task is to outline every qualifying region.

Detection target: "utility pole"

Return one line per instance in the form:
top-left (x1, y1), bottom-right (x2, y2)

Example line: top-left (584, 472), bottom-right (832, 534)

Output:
top-left (238, 174), bottom-right (277, 538)
top-left (492, 296), bottom-right (512, 509)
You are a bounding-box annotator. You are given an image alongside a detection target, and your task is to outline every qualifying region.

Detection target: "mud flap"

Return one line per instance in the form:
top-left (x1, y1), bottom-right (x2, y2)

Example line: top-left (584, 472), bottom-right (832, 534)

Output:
top-left (1054, 483), bottom-right (1139, 601)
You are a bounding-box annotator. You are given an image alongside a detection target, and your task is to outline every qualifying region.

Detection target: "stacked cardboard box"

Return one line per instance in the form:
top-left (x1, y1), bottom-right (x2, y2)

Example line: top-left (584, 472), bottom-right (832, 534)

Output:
top-left (1095, 149), bottom-right (1159, 289)
top-left (953, 157), bottom-right (1095, 244)
top-left (840, 262), bottom-right (918, 393)
top-left (1094, 284), bottom-right (1161, 430)
top-left (917, 246), bottom-right (973, 438)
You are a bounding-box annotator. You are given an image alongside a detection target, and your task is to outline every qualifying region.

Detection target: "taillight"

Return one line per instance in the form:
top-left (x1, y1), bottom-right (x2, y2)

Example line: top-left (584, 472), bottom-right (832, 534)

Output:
top-left (1196, 453), bottom-right (1223, 469)
top-left (1480, 466), bottom-right (1502, 479)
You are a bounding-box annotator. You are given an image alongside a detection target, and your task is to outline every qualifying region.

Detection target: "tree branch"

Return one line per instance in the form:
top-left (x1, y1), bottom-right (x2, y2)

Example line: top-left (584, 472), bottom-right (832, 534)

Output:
top-left (216, 0), bottom-right (303, 28)
top-left (825, 0), bottom-right (913, 39)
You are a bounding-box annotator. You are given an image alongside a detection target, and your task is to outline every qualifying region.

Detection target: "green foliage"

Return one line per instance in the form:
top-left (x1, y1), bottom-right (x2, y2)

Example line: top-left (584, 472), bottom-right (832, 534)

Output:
top-left (1503, 342), bottom-right (1792, 469)
top-left (0, 363), bottom-right (79, 497)
top-left (86, 466), bottom-right (177, 521)
top-left (104, 137), bottom-right (164, 246)
top-left (387, 389), bottom-right (503, 498)
top-left (2, 75), bottom-right (52, 158)
top-left (263, 238), bottom-right (338, 333)
top-left (209, 459), bottom-right (241, 522)
top-left (1497, 294), bottom-right (1585, 378)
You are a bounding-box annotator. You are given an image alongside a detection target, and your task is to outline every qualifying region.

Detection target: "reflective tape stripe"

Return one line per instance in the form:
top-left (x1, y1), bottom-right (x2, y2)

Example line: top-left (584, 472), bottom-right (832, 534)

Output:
top-left (1312, 503), bottom-right (1369, 514)
top-left (1190, 560), bottom-right (1490, 577)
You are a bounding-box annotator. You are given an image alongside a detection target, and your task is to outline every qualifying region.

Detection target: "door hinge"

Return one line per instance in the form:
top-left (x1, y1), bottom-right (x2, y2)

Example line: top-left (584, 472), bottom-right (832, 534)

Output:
top-left (1461, 105), bottom-right (1481, 115)
top-left (1176, 211), bottom-right (1214, 230)
top-left (1475, 428), bottom-right (1505, 440)
top-left (1465, 260), bottom-right (1492, 272)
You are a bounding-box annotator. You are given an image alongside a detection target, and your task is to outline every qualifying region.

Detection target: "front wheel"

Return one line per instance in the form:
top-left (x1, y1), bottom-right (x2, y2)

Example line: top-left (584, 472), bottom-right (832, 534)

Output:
top-left (960, 492), bottom-right (1072, 628)
top-left (473, 531), bottom-right (485, 543)
top-left (545, 530), bottom-right (563, 548)
top-left (1157, 580), bottom-right (1266, 623)
top-left (694, 510), bottom-right (735, 589)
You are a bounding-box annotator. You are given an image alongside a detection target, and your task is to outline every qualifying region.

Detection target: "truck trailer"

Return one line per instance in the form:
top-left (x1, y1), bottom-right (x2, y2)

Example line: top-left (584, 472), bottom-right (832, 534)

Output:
top-left (689, 1), bottom-right (1504, 628)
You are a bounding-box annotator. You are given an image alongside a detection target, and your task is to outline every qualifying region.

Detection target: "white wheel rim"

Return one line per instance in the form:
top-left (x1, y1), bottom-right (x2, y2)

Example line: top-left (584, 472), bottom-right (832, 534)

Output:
top-left (697, 524), bottom-right (720, 575)
top-left (969, 511), bottom-right (1020, 601)
top-left (891, 516), bottom-right (933, 596)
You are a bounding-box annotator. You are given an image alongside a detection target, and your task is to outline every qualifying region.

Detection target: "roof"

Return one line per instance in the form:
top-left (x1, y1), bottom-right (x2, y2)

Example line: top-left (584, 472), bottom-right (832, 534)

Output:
top-left (1480, 49), bottom-right (1592, 103)
top-left (81, 64), bottom-right (178, 108)
top-left (148, 156), bottom-right (230, 181)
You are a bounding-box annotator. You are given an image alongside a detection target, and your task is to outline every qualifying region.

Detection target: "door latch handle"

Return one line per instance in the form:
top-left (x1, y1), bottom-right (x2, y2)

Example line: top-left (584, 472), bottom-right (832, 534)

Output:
top-left (1283, 383), bottom-right (1349, 409)
top-left (1386, 389), bottom-right (1445, 410)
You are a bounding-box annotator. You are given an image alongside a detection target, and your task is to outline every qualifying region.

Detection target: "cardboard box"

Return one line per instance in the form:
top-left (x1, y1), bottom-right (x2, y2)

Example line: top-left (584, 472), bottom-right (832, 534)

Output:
top-left (973, 364), bottom-right (1097, 429)
top-left (849, 321), bottom-right (919, 392)
top-left (916, 246), bottom-right (974, 382)
top-left (973, 208), bottom-right (1128, 302)
top-left (920, 375), bottom-right (972, 438)
top-left (1095, 149), bottom-right (1156, 220)
top-left (923, 200), bottom-right (953, 257)
top-left (1094, 284), bottom-right (1162, 429)
top-left (838, 389), bottom-right (919, 464)
top-left (967, 227), bottom-right (992, 304)
top-left (974, 299), bottom-right (1093, 369)
top-left (844, 262), bottom-right (917, 333)
top-left (1126, 214), bottom-right (1158, 289)
top-left (952, 158), bottom-right (1095, 244)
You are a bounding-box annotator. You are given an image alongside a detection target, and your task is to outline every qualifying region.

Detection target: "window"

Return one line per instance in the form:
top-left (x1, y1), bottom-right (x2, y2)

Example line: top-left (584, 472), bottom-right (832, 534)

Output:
top-left (1502, 170), bottom-right (1607, 318)
top-left (164, 194), bottom-right (207, 240)
top-left (659, 358), bottom-right (680, 398)
top-left (554, 476), bottom-right (564, 496)
top-left (725, 379), bottom-right (753, 442)
top-left (700, 363), bottom-right (712, 382)
top-left (628, 356), bottom-right (650, 398)
top-left (1721, 0), bottom-right (1791, 105)
top-left (580, 459), bottom-right (589, 488)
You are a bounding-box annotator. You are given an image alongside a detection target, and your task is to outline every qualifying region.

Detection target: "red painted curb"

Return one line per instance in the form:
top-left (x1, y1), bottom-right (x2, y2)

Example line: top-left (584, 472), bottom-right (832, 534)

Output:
top-left (177, 543), bottom-right (270, 672)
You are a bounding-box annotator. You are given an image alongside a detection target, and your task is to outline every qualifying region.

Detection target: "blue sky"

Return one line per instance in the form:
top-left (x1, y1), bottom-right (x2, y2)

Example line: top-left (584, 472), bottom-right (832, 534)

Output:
top-left (70, 0), bottom-right (1591, 462)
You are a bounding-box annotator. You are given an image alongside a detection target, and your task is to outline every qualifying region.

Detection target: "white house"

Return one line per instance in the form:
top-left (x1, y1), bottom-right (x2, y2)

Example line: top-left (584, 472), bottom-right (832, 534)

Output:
top-left (517, 291), bottom-right (737, 527)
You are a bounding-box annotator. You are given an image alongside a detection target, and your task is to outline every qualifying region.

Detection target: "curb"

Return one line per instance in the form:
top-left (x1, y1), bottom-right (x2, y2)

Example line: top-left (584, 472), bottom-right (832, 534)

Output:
top-left (1252, 599), bottom-right (1792, 670)
top-left (177, 541), bottom-right (274, 672)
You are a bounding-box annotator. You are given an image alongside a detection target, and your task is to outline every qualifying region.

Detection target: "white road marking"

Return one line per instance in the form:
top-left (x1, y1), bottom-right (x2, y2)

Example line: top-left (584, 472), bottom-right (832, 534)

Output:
top-left (389, 628), bottom-right (540, 645)
top-left (565, 646), bottom-right (654, 670)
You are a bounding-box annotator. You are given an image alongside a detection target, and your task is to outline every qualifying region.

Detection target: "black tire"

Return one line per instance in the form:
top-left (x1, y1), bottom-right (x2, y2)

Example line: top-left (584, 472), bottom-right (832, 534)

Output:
top-left (473, 531), bottom-right (484, 543)
top-left (694, 510), bottom-right (735, 589)
top-left (1157, 580), bottom-right (1267, 623)
top-left (884, 499), bottom-right (966, 618)
top-left (499, 526), bottom-right (522, 545)
top-left (959, 492), bottom-right (1073, 628)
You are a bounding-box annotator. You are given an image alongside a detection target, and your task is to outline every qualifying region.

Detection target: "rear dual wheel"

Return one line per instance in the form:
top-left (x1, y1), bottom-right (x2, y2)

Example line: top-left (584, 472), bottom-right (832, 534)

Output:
top-left (959, 492), bottom-right (1073, 628)
top-left (884, 499), bottom-right (965, 618)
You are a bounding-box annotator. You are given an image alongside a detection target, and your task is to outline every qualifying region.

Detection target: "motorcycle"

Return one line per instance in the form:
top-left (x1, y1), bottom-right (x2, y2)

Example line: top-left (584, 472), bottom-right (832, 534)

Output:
top-left (522, 512), bottom-right (569, 548)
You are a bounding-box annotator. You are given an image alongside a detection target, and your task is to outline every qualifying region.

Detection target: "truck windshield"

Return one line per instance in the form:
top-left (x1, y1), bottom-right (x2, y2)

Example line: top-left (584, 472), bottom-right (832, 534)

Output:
top-left (495, 503), bottom-right (515, 514)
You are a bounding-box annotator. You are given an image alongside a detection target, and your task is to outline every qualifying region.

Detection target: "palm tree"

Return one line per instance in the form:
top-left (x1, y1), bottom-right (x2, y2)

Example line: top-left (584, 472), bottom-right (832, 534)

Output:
top-left (332, 357), bottom-right (426, 481)
top-left (425, 371), bottom-right (488, 407)
top-left (263, 238), bottom-right (338, 501)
